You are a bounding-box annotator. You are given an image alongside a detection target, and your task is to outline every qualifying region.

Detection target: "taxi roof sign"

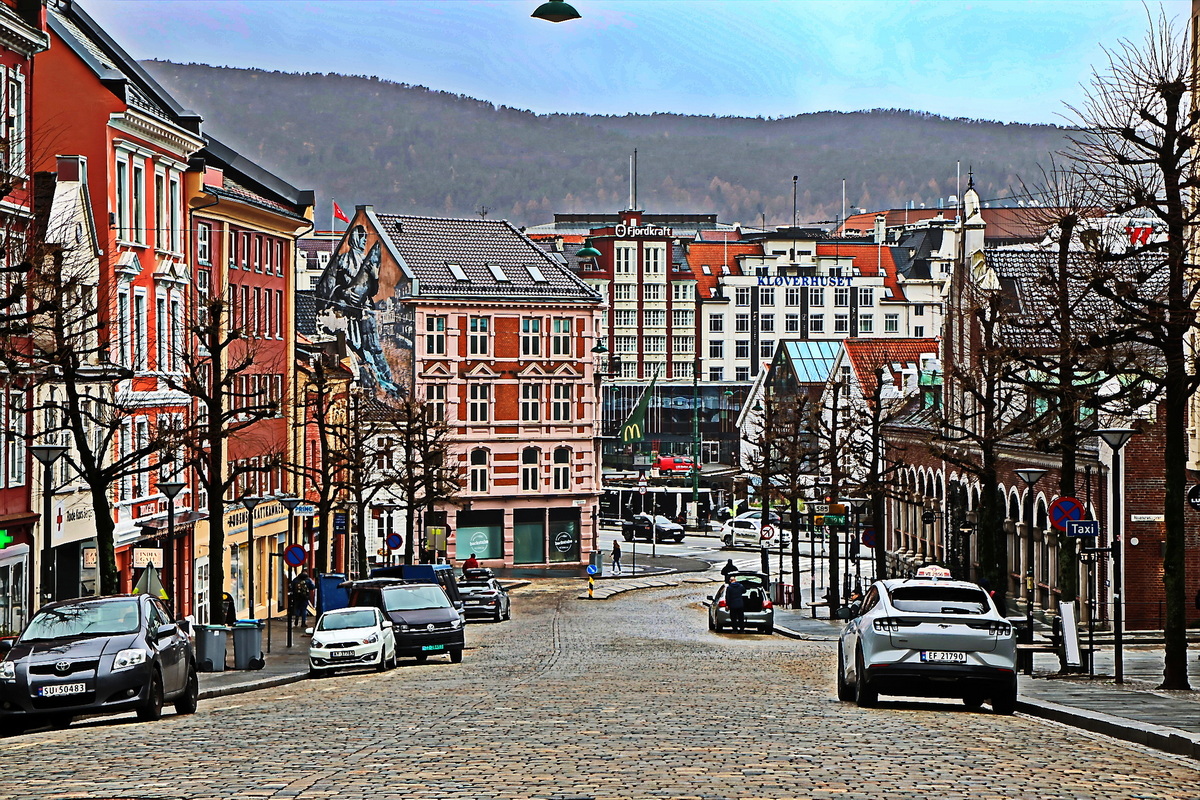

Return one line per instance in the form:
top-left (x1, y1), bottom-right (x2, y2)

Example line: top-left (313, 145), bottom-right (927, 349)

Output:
top-left (915, 565), bottom-right (952, 579)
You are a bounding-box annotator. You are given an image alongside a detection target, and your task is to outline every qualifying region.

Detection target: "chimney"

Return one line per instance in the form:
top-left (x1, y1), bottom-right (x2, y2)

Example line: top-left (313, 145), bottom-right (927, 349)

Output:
top-left (874, 214), bottom-right (886, 244)
top-left (56, 155), bottom-right (86, 183)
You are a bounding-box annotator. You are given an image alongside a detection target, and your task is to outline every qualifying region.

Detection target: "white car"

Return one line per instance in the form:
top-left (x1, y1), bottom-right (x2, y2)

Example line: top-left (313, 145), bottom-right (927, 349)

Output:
top-left (721, 517), bottom-right (790, 548)
top-left (836, 568), bottom-right (1018, 713)
top-left (308, 606), bottom-right (397, 676)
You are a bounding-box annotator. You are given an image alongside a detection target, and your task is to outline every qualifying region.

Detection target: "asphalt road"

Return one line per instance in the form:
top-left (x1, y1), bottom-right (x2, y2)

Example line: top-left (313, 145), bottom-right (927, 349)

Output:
top-left (4, 582), bottom-right (1199, 799)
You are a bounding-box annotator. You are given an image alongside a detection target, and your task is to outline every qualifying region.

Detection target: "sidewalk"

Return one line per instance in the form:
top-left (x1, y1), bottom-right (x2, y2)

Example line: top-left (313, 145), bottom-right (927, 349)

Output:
top-left (197, 618), bottom-right (310, 701)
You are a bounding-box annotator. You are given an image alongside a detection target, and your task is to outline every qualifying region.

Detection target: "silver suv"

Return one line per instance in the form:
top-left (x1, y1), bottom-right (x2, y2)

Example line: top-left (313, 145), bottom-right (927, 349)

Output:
top-left (836, 569), bottom-right (1018, 713)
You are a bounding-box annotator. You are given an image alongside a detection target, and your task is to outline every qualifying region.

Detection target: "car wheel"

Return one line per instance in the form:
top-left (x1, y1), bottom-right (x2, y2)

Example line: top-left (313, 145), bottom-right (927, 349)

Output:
top-left (622, 533), bottom-right (633, 542)
top-left (962, 693), bottom-right (984, 710)
top-left (1, 718), bottom-right (26, 737)
top-left (836, 647), bottom-right (855, 702)
top-left (854, 649), bottom-right (877, 708)
top-left (494, 606), bottom-right (503, 623)
top-left (449, 648), bottom-right (463, 664)
top-left (707, 613), bottom-right (715, 631)
top-left (722, 534), bottom-right (733, 546)
top-left (759, 623), bottom-right (773, 635)
top-left (415, 653), bottom-right (428, 663)
top-left (136, 672), bottom-right (165, 722)
top-left (174, 665), bottom-right (199, 715)
top-left (503, 605), bottom-right (511, 621)
top-left (990, 681), bottom-right (1018, 715)
top-left (674, 535), bottom-right (684, 543)
top-left (47, 714), bottom-right (73, 730)
top-left (376, 650), bottom-right (389, 672)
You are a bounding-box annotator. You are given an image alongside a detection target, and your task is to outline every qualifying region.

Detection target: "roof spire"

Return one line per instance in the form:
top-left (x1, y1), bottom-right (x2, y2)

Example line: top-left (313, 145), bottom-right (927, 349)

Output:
top-left (967, 165), bottom-right (975, 190)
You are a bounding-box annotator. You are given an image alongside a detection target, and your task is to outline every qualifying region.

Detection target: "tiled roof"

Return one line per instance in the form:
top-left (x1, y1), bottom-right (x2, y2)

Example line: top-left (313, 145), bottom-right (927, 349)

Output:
top-left (815, 242), bottom-right (905, 301)
top-left (838, 207), bottom-right (1098, 243)
top-left (781, 339), bottom-right (841, 384)
top-left (686, 241), bottom-right (759, 299)
top-left (843, 338), bottom-right (939, 399)
top-left (375, 215), bottom-right (602, 303)
top-left (204, 175), bottom-right (308, 221)
top-left (696, 230), bottom-right (747, 242)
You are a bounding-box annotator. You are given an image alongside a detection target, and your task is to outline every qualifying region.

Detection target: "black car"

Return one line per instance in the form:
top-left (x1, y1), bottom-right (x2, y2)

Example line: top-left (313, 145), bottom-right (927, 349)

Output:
top-left (0, 595), bottom-right (197, 734)
top-left (621, 513), bottom-right (685, 543)
top-left (345, 579), bottom-right (465, 663)
top-left (459, 569), bottom-right (511, 622)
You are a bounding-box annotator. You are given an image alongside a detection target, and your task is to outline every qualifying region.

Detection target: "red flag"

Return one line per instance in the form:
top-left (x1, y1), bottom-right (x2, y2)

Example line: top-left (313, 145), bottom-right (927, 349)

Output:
top-left (333, 201), bottom-right (350, 223)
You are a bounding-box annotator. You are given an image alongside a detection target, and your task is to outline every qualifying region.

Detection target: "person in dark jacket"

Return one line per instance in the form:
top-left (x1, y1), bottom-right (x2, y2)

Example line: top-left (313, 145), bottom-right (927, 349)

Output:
top-left (721, 559), bottom-right (738, 579)
top-left (724, 578), bottom-right (747, 632)
top-left (290, 572), bottom-right (315, 628)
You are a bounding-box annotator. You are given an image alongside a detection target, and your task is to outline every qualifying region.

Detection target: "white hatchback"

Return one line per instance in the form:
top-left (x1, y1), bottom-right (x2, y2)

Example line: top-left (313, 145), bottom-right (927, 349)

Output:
top-left (308, 606), bottom-right (398, 676)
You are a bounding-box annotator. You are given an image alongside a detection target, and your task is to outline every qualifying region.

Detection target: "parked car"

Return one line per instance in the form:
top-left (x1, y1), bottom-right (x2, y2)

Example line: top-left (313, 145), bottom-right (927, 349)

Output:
top-left (721, 517), bottom-right (762, 547)
top-left (655, 455), bottom-right (696, 475)
top-left (459, 569), bottom-right (511, 622)
top-left (0, 594), bottom-right (197, 734)
top-left (836, 567), bottom-right (1018, 713)
top-left (344, 579), bottom-right (465, 663)
top-left (707, 572), bottom-right (774, 633)
top-left (307, 606), bottom-right (397, 676)
top-left (733, 509), bottom-right (782, 526)
top-left (621, 513), bottom-right (685, 543)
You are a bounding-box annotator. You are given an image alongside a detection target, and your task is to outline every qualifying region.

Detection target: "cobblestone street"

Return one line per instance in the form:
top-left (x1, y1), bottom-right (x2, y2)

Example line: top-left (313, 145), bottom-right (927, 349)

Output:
top-left (5, 583), bottom-right (1199, 799)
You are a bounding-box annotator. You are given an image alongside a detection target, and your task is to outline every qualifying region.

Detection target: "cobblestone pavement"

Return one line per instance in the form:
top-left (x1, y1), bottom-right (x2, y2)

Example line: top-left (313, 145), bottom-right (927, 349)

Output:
top-left (4, 583), bottom-right (1200, 800)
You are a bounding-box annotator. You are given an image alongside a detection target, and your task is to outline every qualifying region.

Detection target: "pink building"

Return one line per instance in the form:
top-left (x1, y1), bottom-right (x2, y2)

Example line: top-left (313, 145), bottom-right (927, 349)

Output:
top-left (312, 208), bottom-right (604, 568)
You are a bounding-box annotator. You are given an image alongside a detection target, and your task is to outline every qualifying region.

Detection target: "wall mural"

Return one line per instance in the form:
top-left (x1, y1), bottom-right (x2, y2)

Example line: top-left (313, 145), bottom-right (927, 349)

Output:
top-left (314, 222), bottom-right (414, 397)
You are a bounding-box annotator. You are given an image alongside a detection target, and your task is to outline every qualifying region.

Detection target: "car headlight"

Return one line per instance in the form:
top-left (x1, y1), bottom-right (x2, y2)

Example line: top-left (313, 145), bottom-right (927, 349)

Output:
top-left (363, 633), bottom-right (379, 645)
top-left (451, 618), bottom-right (463, 629)
top-left (0, 660), bottom-right (14, 681)
top-left (310, 638), bottom-right (325, 649)
top-left (112, 648), bottom-right (148, 671)
top-left (398, 624), bottom-right (410, 632)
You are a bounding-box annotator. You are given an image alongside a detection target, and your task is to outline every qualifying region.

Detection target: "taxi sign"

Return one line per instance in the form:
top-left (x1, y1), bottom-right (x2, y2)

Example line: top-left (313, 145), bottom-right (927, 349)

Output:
top-left (916, 565), bottom-right (952, 579)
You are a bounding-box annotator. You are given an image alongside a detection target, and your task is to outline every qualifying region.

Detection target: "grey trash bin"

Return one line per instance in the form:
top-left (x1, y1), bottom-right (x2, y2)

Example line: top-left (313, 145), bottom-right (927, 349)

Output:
top-left (589, 550), bottom-right (604, 578)
top-left (232, 620), bottom-right (265, 670)
top-left (195, 624), bottom-right (228, 672)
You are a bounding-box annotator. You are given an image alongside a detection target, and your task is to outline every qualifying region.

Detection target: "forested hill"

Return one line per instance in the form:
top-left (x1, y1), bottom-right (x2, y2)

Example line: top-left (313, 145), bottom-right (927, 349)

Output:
top-left (143, 61), bottom-right (1071, 228)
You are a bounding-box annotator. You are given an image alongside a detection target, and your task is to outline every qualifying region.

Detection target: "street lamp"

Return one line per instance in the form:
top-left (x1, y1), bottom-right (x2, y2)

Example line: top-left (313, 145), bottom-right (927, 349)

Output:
top-left (158, 477), bottom-right (186, 611)
top-left (531, 0), bottom-right (581, 23)
top-left (242, 496), bottom-right (263, 619)
top-left (30, 444), bottom-right (67, 604)
top-left (1015, 467), bottom-right (1047, 642)
top-left (845, 497), bottom-right (868, 595)
top-left (1096, 427), bottom-right (1136, 684)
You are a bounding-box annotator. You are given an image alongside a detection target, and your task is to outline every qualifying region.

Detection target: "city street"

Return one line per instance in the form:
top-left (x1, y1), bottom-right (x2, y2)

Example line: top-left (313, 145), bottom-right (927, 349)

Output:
top-left (3, 582), bottom-right (1198, 799)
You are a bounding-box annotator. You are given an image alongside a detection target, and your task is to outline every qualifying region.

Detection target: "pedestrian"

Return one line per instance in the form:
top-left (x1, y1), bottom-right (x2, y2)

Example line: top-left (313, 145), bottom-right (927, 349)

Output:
top-left (221, 592), bottom-right (237, 627)
top-left (721, 559), bottom-right (738, 579)
top-left (290, 571), bottom-right (315, 629)
top-left (463, 552), bottom-right (480, 571)
top-left (698, 506), bottom-right (710, 529)
top-left (725, 577), bottom-right (747, 632)
top-left (611, 540), bottom-right (623, 574)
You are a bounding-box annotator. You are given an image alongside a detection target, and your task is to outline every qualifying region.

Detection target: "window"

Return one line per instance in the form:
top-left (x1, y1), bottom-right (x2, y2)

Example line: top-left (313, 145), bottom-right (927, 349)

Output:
top-left (133, 291), bottom-right (147, 370)
top-left (155, 173), bottom-right (165, 246)
top-left (469, 449), bottom-right (489, 493)
top-left (643, 309), bottom-right (666, 328)
top-left (525, 262), bottom-right (548, 283)
top-left (521, 318), bottom-right (542, 357)
top-left (551, 384), bottom-right (572, 422)
top-left (672, 335), bottom-right (694, 354)
top-left (785, 314), bottom-right (800, 333)
top-left (521, 383), bottom-right (541, 422)
top-left (170, 296), bottom-right (182, 370)
top-left (809, 287), bottom-right (824, 307)
top-left (424, 316), bottom-right (446, 355)
top-left (614, 284), bottom-right (634, 301)
top-left (264, 237), bottom-right (273, 275)
top-left (785, 287), bottom-right (802, 307)
top-left (859, 287), bottom-right (874, 307)
top-left (155, 295), bottom-right (167, 371)
top-left (197, 223), bottom-right (211, 264)
top-left (468, 316), bottom-right (489, 356)
top-left (708, 314), bottom-right (723, 332)
top-left (275, 242), bottom-right (284, 276)
top-left (810, 314), bottom-right (825, 334)
top-left (6, 70), bottom-right (24, 176)
top-left (275, 290), bottom-right (284, 338)
top-left (914, 325), bottom-right (925, 338)
top-left (674, 361), bottom-right (693, 378)
top-left (486, 262), bottom-right (510, 283)
top-left (551, 318), bottom-right (572, 356)
top-left (427, 384), bottom-right (446, 421)
top-left (614, 335), bottom-right (637, 353)
top-left (735, 366), bottom-right (750, 381)
top-left (131, 163), bottom-right (144, 244)
top-left (735, 287), bottom-right (751, 306)
top-left (834, 314), bottom-right (849, 334)
top-left (644, 335), bottom-right (666, 353)
top-left (7, 389), bottom-right (23, 486)
top-left (116, 161), bottom-right (128, 240)
top-left (759, 287), bottom-right (775, 306)
top-left (615, 245), bottom-right (635, 275)
top-left (254, 236), bottom-right (263, 272)
top-left (643, 284), bottom-right (663, 301)
top-left (913, 303), bottom-right (925, 317)
top-left (168, 176), bottom-right (180, 252)
top-left (834, 287), bottom-right (850, 307)
top-left (884, 314), bottom-right (900, 333)
top-left (521, 448), bottom-right (540, 491)
top-left (709, 340), bottom-right (724, 359)
top-left (708, 366), bottom-right (724, 381)
top-left (241, 232), bottom-right (251, 268)
top-left (672, 283), bottom-right (694, 302)
top-left (672, 309), bottom-right (694, 329)
top-left (644, 244), bottom-right (665, 275)
top-left (468, 383), bottom-right (490, 423)
top-left (115, 286), bottom-right (130, 366)
top-left (860, 314), bottom-right (874, 334)
top-left (614, 309), bottom-right (637, 327)
top-left (761, 314), bottom-right (775, 333)
top-left (735, 340), bottom-right (750, 359)
top-left (734, 314), bottom-right (750, 333)
top-left (619, 361), bottom-right (638, 379)
top-left (252, 287), bottom-right (261, 334)
top-left (552, 448), bottom-right (571, 491)
top-left (760, 339), bottom-right (774, 358)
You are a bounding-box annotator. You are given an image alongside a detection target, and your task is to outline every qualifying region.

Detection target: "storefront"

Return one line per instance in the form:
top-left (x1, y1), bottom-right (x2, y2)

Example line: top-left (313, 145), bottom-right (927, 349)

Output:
top-left (0, 517), bottom-right (33, 635)
top-left (454, 506), bottom-right (583, 567)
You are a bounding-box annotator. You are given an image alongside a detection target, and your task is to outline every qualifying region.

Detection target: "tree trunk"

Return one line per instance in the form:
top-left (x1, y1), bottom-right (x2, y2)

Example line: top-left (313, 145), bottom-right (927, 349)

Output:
top-left (1160, 345), bottom-right (1190, 689)
top-left (91, 482), bottom-right (119, 595)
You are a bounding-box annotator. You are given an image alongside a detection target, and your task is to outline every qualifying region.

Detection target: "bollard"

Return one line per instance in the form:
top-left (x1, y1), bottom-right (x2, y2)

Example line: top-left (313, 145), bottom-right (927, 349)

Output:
top-left (588, 576), bottom-right (594, 598)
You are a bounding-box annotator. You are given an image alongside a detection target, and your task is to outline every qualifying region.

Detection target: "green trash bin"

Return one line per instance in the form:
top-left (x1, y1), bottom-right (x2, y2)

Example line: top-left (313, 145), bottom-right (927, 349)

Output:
top-left (232, 620), bottom-right (265, 670)
top-left (195, 624), bottom-right (228, 672)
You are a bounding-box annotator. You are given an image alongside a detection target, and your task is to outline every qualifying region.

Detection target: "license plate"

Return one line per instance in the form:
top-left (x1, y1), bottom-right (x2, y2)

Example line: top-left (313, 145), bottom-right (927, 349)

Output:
top-left (421, 644), bottom-right (444, 651)
top-left (330, 650), bottom-right (355, 658)
top-left (38, 682), bottom-right (86, 698)
top-left (465, 600), bottom-right (480, 605)
top-left (921, 650), bottom-right (967, 663)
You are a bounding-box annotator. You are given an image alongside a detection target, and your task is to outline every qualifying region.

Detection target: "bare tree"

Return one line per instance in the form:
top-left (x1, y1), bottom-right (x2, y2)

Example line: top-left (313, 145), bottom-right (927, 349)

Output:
top-left (339, 391), bottom-right (403, 578)
top-left (386, 395), bottom-right (459, 566)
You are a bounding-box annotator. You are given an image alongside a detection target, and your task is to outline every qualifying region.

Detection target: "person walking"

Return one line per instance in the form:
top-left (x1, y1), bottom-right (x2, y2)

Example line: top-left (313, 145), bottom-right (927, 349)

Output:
top-left (290, 571), bottom-right (315, 629)
top-left (611, 540), bottom-right (623, 575)
top-left (721, 559), bottom-right (738, 579)
top-left (725, 578), bottom-right (747, 633)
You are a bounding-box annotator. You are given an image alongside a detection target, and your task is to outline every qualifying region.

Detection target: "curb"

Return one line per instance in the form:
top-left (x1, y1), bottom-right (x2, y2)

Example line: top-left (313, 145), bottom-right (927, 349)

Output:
top-left (198, 670), bottom-right (308, 701)
top-left (1014, 696), bottom-right (1200, 760)
top-left (772, 623), bottom-right (838, 642)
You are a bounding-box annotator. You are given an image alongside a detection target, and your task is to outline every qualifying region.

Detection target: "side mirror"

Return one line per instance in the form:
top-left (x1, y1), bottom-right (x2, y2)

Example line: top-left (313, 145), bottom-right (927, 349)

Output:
top-left (706, 595), bottom-right (714, 601)
top-left (177, 619), bottom-right (193, 635)
top-left (0, 638), bottom-right (13, 655)
top-left (155, 622), bottom-right (177, 640)
top-left (304, 626), bottom-right (314, 636)
top-left (381, 619), bottom-right (393, 629)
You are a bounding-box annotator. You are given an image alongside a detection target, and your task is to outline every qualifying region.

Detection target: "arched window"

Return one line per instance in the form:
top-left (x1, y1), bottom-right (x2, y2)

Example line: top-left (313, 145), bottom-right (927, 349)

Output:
top-left (521, 447), bottom-right (540, 492)
top-left (552, 447), bottom-right (571, 491)
top-left (469, 448), bottom-right (489, 493)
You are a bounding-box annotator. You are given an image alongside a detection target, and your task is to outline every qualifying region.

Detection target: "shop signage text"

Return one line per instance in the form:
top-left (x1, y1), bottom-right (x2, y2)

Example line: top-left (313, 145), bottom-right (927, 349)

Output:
top-left (614, 223), bottom-right (673, 238)
top-left (757, 275), bottom-right (855, 287)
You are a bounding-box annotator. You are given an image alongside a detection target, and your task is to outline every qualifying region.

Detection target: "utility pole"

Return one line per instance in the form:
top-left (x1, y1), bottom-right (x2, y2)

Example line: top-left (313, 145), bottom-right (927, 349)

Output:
top-left (869, 366), bottom-right (887, 581)
top-left (827, 381), bottom-right (842, 614)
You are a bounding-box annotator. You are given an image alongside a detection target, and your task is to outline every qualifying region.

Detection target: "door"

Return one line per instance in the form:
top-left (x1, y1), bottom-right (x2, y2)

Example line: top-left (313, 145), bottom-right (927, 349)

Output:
top-left (148, 598), bottom-right (186, 692)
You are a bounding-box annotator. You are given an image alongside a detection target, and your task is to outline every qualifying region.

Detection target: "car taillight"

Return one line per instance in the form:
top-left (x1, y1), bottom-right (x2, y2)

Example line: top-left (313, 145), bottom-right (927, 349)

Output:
top-left (873, 618), bottom-right (900, 633)
top-left (988, 621), bottom-right (1012, 636)
top-left (717, 599), bottom-right (727, 608)
top-left (763, 599), bottom-right (773, 610)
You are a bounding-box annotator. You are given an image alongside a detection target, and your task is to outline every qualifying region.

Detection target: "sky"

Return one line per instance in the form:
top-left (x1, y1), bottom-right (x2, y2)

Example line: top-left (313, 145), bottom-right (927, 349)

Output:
top-left (83, 0), bottom-right (1191, 125)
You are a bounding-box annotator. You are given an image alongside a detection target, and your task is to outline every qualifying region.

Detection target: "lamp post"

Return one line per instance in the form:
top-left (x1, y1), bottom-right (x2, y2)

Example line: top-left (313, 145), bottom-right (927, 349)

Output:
top-left (845, 497), bottom-right (868, 594)
top-left (1097, 427), bottom-right (1135, 685)
top-left (241, 496), bottom-right (263, 619)
top-left (277, 494), bottom-right (303, 647)
top-left (531, 0), bottom-right (581, 23)
top-left (30, 444), bottom-right (67, 604)
top-left (1015, 467), bottom-right (1047, 641)
top-left (158, 478), bottom-right (186, 613)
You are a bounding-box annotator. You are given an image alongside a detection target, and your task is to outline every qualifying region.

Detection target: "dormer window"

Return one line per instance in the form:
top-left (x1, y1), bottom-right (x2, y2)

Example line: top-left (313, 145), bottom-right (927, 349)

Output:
top-left (446, 261), bottom-right (468, 281)
top-left (525, 263), bottom-right (547, 282)
top-left (486, 263), bottom-right (510, 282)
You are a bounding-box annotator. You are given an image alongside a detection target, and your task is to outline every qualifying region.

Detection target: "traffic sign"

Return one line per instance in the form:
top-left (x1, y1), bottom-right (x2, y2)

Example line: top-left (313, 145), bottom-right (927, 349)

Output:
top-left (823, 514), bottom-right (846, 526)
top-left (638, 487), bottom-right (647, 495)
top-left (1188, 484), bottom-right (1200, 511)
top-left (586, 564), bottom-right (599, 575)
top-left (861, 528), bottom-right (877, 548)
top-left (1049, 496), bottom-right (1085, 531)
top-left (292, 503), bottom-right (316, 517)
top-left (283, 544), bottom-right (306, 567)
top-left (1066, 520), bottom-right (1099, 538)
top-left (386, 533), bottom-right (403, 550)
top-left (810, 504), bottom-right (829, 515)
top-left (760, 524), bottom-right (775, 541)
top-left (813, 515), bottom-right (824, 526)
